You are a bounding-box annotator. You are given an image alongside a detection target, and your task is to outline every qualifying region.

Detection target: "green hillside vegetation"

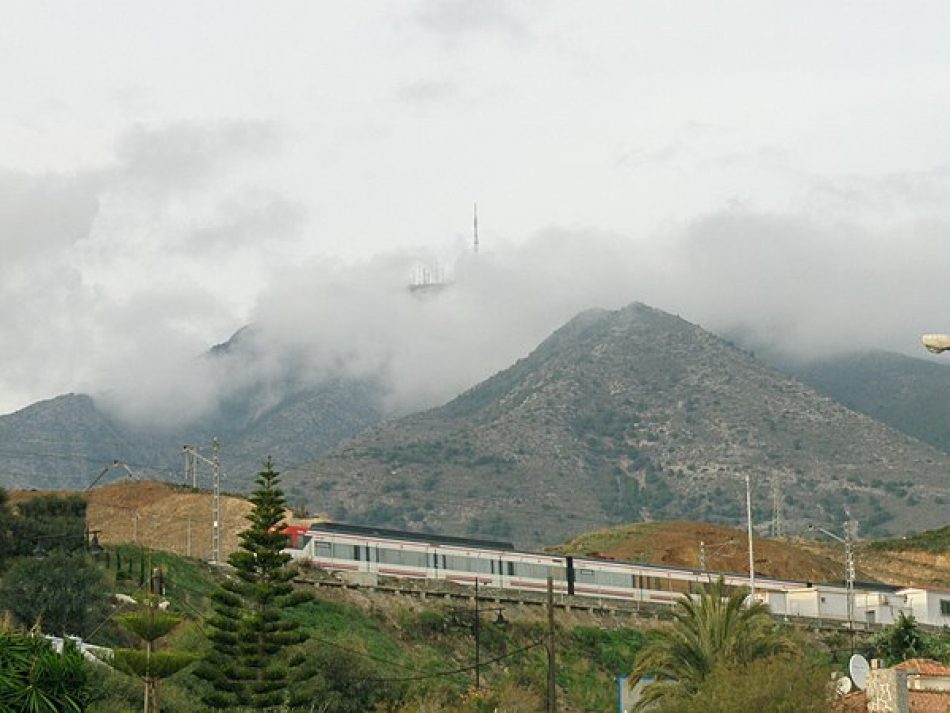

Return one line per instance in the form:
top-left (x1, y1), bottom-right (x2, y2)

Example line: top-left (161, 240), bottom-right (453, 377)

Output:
top-left (868, 524), bottom-right (950, 554)
top-left (12, 488), bottom-right (949, 711)
top-left (778, 350), bottom-right (950, 455)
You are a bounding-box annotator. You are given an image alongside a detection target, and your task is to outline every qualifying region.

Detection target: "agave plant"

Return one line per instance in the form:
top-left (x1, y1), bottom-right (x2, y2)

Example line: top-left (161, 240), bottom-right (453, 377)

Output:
top-left (0, 630), bottom-right (88, 713)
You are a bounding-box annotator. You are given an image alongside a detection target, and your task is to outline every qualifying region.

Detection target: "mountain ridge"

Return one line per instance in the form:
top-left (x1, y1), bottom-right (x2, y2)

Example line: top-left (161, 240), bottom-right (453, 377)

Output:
top-left (286, 303), bottom-right (950, 547)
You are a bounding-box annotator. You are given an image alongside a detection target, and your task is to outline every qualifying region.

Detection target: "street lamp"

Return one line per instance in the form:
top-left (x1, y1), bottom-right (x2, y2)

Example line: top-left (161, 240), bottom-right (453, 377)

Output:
top-left (922, 334), bottom-right (950, 353)
top-left (809, 521), bottom-right (857, 646)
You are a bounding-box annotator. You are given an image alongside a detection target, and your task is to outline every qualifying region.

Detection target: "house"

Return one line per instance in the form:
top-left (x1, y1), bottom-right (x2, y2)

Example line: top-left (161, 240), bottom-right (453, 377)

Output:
top-left (836, 658), bottom-right (950, 712)
top-left (898, 589), bottom-right (950, 630)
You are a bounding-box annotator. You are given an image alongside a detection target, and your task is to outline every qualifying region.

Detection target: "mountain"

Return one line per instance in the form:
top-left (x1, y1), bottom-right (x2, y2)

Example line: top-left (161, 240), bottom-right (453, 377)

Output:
top-left (286, 303), bottom-right (950, 548)
top-left (0, 379), bottom-right (385, 493)
top-left (0, 393), bottom-right (172, 490)
top-left (775, 350), bottom-right (950, 455)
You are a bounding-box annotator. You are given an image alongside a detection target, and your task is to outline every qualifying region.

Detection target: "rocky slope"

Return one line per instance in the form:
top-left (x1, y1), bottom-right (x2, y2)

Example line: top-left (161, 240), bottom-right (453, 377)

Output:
top-left (0, 379), bottom-right (384, 493)
top-left (287, 303), bottom-right (950, 547)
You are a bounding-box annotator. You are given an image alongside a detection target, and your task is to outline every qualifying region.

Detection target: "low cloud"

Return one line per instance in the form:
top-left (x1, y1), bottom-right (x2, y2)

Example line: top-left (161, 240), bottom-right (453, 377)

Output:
top-left (97, 190), bottom-right (950, 431)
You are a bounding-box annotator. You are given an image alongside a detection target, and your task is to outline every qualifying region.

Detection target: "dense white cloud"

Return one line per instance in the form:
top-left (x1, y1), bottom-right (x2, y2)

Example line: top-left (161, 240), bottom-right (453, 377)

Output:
top-left (4, 1), bottom-right (950, 423)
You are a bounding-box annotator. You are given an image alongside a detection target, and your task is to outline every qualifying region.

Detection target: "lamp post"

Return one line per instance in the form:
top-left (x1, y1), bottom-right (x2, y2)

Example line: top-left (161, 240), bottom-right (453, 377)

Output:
top-left (810, 521), bottom-right (857, 647)
top-left (922, 334), bottom-right (950, 353)
top-left (745, 473), bottom-right (756, 602)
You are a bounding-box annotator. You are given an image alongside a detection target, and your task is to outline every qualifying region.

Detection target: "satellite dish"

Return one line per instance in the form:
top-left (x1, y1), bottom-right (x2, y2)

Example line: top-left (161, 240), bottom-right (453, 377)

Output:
top-left (849, 654), bottom-right (870, 691)
top-left (836, 676), bottom-right (854, 695)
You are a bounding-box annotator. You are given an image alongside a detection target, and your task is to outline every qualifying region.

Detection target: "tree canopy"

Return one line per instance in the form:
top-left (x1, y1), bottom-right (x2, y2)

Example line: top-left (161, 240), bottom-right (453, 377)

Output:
top-left (0, 549), bottom-right (109, 638)
top-left (632, 577), bottom-right (792, 710)
top-left (194, 459), bottom-right (311, 710)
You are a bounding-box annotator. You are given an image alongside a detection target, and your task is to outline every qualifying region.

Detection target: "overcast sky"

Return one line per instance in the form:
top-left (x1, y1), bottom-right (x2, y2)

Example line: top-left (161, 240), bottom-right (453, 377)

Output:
top-left (4, 1), bottom-right (950, 423)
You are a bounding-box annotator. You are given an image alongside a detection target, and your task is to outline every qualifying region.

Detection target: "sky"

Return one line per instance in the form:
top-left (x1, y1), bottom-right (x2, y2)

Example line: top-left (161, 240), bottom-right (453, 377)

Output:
top-left (4, 1), bottom-right (950, 424)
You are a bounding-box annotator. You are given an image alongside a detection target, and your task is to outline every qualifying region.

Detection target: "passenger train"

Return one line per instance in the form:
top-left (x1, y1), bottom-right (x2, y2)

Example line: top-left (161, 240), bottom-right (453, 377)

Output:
top-left (282, 522), bottom-right (905, 613)
top-left (284, 522), bottom-right (950, 629)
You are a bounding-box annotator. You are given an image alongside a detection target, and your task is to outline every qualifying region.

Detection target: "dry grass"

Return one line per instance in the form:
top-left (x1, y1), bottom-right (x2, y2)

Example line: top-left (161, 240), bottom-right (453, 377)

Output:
top-left (9, 480), bottom-right (311, 561)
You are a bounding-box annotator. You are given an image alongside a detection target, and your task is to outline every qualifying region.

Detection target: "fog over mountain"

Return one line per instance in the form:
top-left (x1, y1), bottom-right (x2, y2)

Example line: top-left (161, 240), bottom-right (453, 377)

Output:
top-left (5, 3), bottom-right (950, 429)
top-left (92, 195), bottom-right (950, 433)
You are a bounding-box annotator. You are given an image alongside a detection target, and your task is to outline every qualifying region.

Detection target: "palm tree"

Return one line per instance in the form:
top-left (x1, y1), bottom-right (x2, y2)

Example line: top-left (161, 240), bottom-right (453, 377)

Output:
top-left (632, 577), bottom-right (790, 710)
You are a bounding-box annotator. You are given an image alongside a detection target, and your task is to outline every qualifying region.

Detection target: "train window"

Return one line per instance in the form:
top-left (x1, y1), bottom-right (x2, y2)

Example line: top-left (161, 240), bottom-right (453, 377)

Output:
top-left (353, 545), bottom-right (361, 561)
top-left (506, 562), bottom-right (515, 576)
top-left (576, 568), bottom-right (595, 584)
top-left (515, 563), bottom-right (552, 580)
top-left (378, 548), bottom-right (427, 568)
top-left (329, 543), bottom-right (346, 559)
top-left (593, 570), bottom-right (631, 588)
top-left (669, 579), bottom-right (690, 594)
top-left (444, 555), bottom-right (493, 574)
top-left (315, 542), bottom-right (331, 555)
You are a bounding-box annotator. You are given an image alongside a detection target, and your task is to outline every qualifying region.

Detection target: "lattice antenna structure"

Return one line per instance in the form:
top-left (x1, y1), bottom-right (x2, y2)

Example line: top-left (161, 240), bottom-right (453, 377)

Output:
top-left (770, 475), bottom-right (784, 538)
top-left (473, 202), bottom-right (479, 253)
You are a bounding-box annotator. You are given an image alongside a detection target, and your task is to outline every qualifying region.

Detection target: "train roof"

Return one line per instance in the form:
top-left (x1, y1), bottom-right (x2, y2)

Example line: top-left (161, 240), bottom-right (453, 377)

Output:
top-left (307, 521), bottom-right (516, 551)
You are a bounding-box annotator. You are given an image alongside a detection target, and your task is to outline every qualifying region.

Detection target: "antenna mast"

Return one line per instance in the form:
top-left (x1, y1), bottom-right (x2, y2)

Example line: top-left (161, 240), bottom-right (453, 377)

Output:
top-left (473, 202), bottom-right (479, 254)
top-left (770, 475), bottom-right (784, 538)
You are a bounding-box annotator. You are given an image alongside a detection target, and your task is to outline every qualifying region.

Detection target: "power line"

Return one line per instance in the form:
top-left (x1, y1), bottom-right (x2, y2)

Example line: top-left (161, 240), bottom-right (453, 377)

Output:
top-left (365, 640), bottom-right (546, 682)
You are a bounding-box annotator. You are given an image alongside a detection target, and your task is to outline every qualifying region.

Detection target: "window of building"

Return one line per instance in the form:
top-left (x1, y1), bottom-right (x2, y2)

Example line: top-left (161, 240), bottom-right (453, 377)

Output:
top-left (940, 599), bottom-right (950, 616)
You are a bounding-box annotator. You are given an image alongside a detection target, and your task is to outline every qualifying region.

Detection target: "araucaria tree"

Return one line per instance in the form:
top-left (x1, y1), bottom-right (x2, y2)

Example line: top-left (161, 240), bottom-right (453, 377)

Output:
top-left (195, 459), bottom-right (310, 710)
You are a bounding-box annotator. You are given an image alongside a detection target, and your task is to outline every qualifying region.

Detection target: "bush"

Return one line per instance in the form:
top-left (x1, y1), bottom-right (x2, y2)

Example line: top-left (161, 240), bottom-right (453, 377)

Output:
top-left (651, 654), bottom-right (830, 713)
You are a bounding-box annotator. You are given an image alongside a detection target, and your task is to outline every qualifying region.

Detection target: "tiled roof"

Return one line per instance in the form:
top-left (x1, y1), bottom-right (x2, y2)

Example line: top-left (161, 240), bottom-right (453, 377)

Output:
top-left (896, 659), bottom-right (950, 677)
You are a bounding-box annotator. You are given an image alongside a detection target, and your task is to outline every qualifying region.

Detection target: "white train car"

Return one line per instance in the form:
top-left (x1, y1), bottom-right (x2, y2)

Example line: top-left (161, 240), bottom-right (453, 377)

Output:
top-left (286, 522), bottom-right (808, 609)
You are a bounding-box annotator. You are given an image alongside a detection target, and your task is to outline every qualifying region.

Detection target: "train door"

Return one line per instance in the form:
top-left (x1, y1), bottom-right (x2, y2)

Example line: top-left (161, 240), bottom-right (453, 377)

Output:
top-left (352, 542), bottom-right (378, 574)
top-left (427, 545), bottom-right (446, 581)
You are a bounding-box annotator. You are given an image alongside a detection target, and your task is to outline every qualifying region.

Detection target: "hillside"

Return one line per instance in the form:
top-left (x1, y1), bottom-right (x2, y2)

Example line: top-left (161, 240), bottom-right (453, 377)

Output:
top-left (11, 480), bottom-right (946, 589)
top-left (551, 521), bottom-right (950, 590)
top-left (287, 303), bottom-right (950, 547)
top-left (10, 481), bottom-right (257, 561)
top-left (777, 350), bottom-right (950, 455)
top-left (0, 377), bottom-right (384, 494)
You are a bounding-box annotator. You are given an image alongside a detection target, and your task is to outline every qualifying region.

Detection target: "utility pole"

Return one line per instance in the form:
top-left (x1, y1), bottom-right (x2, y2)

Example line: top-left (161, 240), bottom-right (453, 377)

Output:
top-left (745, 473), bottom-right (756, 601)
top-left (211, 439), bottom-right (221, 565)
top-left (845, 518), bottom-right (857, 652)
top-left (699, 540), bottom-right (706, 570)
top-left (474, 579), bottom-right (481, 690)
top-left (182, 440), bottom-right (223, 564)
top-left (810, 520), bottom-right (858, 651)
top-left (183, 447), bottom-right (198, 488)
top-left (546, 576), bottom-right (557, 713)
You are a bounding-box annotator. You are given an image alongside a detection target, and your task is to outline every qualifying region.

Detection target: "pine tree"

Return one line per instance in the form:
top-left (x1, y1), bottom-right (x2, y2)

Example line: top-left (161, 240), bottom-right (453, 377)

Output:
top-left (194, 459), bottom-right (310, 710)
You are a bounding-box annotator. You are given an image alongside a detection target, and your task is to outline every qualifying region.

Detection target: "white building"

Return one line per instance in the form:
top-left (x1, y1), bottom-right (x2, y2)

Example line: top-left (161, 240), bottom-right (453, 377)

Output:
top-left (765, 586), bottom-right (911, 626)
top-left (897, 588), bottom-right (950, 628)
